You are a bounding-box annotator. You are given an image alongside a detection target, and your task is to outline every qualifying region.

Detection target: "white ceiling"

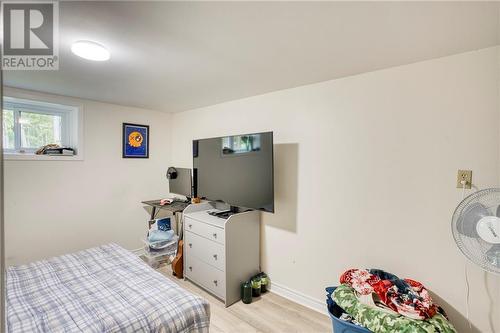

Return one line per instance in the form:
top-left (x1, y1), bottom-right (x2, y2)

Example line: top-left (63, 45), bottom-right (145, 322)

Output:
top-left (5, 1), bottom-right (500, 113)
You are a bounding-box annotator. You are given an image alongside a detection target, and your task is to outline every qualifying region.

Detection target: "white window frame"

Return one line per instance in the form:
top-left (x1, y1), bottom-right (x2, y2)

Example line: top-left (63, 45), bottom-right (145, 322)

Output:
top-left (3, 96), bottom-right (82, 160)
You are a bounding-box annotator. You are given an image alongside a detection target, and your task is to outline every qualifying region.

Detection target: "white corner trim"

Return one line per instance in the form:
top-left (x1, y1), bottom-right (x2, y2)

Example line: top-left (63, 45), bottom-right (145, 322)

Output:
top-left (269, 281), bottom-right (327, 315)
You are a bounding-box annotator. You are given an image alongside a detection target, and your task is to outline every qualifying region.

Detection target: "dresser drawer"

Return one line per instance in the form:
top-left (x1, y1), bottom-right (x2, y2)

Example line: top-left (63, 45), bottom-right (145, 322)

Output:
top-left (186, 255), bottom-right (225, 299)
top-left (185, 231), bottom-right (225, 271)
top-left (185, 217), bottom-right (225, 245)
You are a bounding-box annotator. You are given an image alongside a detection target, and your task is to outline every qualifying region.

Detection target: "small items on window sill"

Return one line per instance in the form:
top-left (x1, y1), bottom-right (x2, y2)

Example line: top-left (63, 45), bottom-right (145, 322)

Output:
top-left (36, 144), bottom-right (75, 156)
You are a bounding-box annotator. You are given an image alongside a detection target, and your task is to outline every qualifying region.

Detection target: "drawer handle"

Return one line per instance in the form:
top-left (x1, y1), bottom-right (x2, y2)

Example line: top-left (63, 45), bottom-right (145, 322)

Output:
top-left (213, 280), bottom-right (218, 286)
top-left (188, 224), bottom-right (193, 229)
top-left (213, 254), bottom-right (218, 260)
top-left (188, 266), bottom-right (192, 271)
top-left (213, 233), bottom-right (217, 239)
top-left (189, 243), bottom-right (192, 248)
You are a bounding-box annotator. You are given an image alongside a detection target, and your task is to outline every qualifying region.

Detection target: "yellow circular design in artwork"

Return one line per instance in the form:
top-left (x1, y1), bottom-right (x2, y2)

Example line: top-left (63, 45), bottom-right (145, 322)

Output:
top-left (128, 131), bottom-right (143, 147)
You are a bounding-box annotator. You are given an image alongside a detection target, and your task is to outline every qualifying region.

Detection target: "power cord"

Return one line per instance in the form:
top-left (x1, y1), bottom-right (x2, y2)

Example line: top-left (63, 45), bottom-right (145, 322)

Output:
top-left (460, 179), bottom-right (472, 331)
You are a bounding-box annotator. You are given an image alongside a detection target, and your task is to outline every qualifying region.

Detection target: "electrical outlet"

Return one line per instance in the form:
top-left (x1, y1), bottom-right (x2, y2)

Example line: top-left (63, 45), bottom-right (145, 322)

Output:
top-left (457, 170), bottom-right (472, 189)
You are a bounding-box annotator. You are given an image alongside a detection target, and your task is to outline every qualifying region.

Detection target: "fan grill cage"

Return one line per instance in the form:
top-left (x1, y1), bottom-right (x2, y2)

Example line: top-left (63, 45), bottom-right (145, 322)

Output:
top-left (452, 188), bottom-right (500, 274)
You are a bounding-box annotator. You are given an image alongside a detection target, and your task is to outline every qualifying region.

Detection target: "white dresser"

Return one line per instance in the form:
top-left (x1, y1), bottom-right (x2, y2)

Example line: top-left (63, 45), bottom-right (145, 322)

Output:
top-left (183, 202), bottom-right (260, 307)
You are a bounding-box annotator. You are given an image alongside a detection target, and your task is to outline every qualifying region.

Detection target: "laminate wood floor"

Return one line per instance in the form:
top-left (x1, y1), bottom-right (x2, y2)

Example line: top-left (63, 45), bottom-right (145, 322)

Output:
top-left (158, 266), bottom-right (331, 333)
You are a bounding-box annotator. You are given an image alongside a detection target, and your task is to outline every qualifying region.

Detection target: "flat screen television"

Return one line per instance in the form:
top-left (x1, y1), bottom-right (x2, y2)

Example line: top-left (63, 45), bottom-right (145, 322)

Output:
top-left (193, 131), bottom-right (274, 213)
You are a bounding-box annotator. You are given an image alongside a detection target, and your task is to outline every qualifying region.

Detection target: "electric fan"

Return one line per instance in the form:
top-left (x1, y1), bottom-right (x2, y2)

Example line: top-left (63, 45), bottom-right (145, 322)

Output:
top-left (452, 188), bottom-right (500, 274)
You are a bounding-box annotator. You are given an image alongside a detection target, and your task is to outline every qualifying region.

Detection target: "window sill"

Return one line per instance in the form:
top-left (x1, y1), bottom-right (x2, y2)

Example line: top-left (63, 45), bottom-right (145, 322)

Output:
top-left (3, 153), bottom-right (83, 161)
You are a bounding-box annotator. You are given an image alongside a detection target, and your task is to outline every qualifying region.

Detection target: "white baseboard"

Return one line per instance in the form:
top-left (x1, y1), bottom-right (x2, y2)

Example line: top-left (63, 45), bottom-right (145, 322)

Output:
top-left (269, 281), bottom-right (327, 315)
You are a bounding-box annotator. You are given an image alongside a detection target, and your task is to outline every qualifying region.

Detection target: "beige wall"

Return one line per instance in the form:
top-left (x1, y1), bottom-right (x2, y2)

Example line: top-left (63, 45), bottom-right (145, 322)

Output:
top-left (4, 48), bottom-right (500, 332)
top-left (171, 47), bottom-right (500, 332)
top-left (4, 87), bottom-right (172, 265)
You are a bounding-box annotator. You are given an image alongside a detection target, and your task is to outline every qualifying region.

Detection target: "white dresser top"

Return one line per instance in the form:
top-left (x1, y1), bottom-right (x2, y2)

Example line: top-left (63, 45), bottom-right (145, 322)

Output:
top-left (184, 210), bottom-right (226, 228)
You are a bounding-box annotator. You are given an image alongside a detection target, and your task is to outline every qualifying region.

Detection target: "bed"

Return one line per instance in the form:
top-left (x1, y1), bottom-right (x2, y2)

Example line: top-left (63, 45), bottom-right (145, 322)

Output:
top-left (6, 243), bottom-right (210, 333)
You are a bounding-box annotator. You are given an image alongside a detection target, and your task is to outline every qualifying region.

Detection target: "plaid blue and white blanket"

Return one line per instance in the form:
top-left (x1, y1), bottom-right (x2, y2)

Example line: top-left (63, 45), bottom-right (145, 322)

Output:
top-left (6, 243), bottom-right (210, 333)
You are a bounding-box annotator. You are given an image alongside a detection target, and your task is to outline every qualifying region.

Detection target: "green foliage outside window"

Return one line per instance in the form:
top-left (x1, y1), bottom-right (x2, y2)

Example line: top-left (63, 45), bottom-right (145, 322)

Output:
top-left (19, 112), bottom-right (62, 148)
top-left (3, 109), bottom-right (14, 150)
top-left (2, 109), bottom-right (62, 150)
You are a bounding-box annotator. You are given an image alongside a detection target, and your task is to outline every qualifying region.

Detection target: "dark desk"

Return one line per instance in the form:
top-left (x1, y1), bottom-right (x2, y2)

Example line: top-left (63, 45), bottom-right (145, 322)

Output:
top-left (142, 200), bottom-right (189, 230)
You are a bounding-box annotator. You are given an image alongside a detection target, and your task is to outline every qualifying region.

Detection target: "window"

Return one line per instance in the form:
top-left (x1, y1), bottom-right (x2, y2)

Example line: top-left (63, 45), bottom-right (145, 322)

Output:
top-left (2, 97), bottom-right (79, 155)
top-left (222, 134), bottom-right (261, 155)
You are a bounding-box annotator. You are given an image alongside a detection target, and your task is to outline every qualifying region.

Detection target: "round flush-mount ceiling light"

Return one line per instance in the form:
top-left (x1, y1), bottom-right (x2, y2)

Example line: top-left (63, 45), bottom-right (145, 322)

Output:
top-left (71, 40), bottom-right (110, 61)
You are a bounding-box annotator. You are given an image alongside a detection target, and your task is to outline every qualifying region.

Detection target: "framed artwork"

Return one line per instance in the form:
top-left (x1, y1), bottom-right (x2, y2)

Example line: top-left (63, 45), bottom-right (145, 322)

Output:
top-left (123, 123), bottom-right (149, 158)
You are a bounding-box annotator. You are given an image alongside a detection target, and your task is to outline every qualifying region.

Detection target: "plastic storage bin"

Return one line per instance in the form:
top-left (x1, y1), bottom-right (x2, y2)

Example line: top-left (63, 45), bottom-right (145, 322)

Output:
top-left (325, 287), bottom-right (371, 333)
top-left (142, 235), bottom-right (178, 254)
top-left (140, 250), bottom-right (172, 268)
top-left (140, 235), bottom-right (178, 268)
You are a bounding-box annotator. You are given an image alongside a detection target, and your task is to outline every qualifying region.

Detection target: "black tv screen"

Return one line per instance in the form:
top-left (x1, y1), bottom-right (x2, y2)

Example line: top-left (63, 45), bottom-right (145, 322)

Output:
top-left (193, 131), bottom-right (274, 213)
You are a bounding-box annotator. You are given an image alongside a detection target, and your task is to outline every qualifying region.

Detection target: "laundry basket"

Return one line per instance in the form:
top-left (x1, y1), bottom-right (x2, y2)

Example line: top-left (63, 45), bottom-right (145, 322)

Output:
top-left (325, 287), bottom-right (371, 333)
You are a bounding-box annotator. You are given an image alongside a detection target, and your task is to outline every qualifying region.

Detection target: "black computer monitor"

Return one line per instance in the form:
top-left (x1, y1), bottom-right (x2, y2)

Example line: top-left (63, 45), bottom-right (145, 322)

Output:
top-left (168, 167), bottom-right (192, 198)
